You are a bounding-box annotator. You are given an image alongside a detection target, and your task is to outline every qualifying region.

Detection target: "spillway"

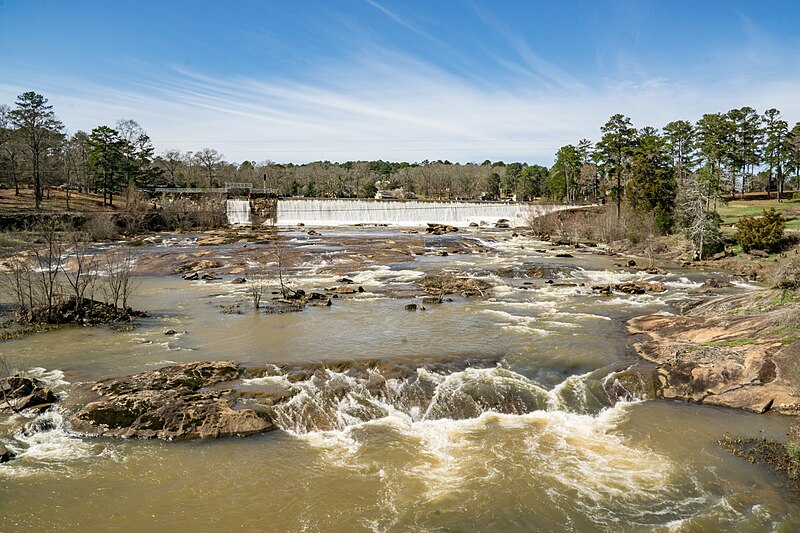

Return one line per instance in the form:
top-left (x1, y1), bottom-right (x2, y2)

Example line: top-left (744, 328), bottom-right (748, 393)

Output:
top-left (226, 199), bottom-right (252, 225)
top-left (275, 198), bottom-right (578, 227)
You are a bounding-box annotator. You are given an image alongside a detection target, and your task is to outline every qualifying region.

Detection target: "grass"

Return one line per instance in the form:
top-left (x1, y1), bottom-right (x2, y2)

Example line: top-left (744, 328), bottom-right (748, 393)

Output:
top-left (718, 194), bottom-right (800, 232)
top-left (0, 187), bottom-right (122, 213)
top-left (703, 337), bottom-right (760, 347)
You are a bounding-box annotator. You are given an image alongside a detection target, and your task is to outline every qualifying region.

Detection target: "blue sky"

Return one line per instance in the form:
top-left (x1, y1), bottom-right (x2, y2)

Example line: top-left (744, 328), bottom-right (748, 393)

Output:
top-left (1, 0), bottom-right (799, 164)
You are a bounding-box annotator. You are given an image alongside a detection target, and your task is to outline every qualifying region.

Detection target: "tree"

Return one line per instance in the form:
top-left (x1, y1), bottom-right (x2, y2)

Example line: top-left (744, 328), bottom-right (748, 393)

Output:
top-left (663, 120), bottom-right (697, 187)
top-left (159, 149), bottom-right (183, 185)
top-left (595, 114), bottom-right (637, 216)
top-left (696, 112), bottom-right (733, 213)
top-left (764, 108), bottom-right (790, 201)
top-left (195, 148), bottom-right (223, 188)
top-left (517, 164), bottom-right (547, 200)
top-left (87, 126), bottom-right (125, 206)
top-left (726, 107), bottom-right (762, 195)
top-left (626, 128), bottom-right (676, 232)
top-left (8, 92), bottom-right (64, 208)
top-left (548, 145), bottom-right (581, 201)
top-left (0, 105), bottom-right (23, 195)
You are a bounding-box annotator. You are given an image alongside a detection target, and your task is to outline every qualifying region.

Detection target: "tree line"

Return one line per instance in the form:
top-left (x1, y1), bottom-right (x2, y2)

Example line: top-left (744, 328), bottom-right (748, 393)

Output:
top-left (2, 92), bottom-right (799, 224)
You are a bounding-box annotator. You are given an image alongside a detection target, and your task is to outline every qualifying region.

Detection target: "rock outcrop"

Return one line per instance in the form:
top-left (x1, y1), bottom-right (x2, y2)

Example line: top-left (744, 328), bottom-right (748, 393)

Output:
top-left (0, 375), bottom-right (58, 412)
top-left (628, 291), bottom-right (800, 414)
top-left (418, 273), bottom-right (491, 297)
top-left (68, 361), bottom-right (273, 440)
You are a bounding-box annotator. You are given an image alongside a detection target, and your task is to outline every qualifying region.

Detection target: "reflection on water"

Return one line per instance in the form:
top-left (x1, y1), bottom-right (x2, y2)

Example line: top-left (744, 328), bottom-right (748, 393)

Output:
top-left (0, 229), bottom-right (797, 532)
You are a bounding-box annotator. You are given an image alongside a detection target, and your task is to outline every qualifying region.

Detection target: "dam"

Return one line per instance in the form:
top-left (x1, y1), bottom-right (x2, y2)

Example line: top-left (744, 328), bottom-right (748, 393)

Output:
top-left (225, 198), bottom-right (591, 227)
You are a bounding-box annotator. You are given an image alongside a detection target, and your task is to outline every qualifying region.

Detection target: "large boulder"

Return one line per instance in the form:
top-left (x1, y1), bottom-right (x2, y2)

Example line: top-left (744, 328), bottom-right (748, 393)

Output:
top-left (0, 376), bottom-right (58, 412)
top-left (68, 361), bottom-right (273, 440)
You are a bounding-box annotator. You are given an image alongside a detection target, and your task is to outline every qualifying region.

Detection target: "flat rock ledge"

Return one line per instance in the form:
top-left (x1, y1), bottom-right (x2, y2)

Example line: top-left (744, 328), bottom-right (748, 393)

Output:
top-left (628, 291), bottom-right (800, 415)
top-left (68, 361), bottom-right (273, 440)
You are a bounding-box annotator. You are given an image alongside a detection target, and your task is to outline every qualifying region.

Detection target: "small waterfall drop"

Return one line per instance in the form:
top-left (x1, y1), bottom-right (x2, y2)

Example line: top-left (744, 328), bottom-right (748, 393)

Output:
top-left (226, 199), bottom-right (252, 225)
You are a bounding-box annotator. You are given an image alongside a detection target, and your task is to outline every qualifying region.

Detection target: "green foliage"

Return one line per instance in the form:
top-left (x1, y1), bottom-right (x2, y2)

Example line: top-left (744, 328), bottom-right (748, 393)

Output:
top-left (625, 130), bottom-right (676, 232)
top-left (735, 207), bottom-right (786, 252)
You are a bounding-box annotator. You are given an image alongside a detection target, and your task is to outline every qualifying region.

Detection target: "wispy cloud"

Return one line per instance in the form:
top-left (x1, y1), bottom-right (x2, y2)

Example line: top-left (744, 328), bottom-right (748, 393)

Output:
top-left (1, 20), bottom-right (799, 165)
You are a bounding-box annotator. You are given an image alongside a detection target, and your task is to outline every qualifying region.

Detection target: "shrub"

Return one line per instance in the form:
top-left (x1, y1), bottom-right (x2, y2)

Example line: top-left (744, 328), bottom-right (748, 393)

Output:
top-left (773, 255), bottom-right (800, 291)
top-left (82, 213), bottom-right (119, 241)
top-left (735, 208), bottom-right (786, 253)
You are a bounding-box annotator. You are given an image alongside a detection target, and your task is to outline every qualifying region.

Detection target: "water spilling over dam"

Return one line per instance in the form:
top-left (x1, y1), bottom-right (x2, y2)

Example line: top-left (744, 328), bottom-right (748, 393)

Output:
top-left (275, 198), bottom-right (586, 227)
top-left (226, 199), bottom-right (252, 225)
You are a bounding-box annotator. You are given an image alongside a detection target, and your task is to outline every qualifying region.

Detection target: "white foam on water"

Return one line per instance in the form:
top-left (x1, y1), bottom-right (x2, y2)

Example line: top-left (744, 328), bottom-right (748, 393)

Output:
top-left (241, 375), bottom-right (294, 388)
top-left (1, 410), bottom-right (120, 478)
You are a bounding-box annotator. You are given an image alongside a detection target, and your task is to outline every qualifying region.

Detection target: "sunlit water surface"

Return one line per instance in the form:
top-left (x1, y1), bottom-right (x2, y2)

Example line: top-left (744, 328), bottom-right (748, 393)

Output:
top-left (0, 229), bottom-right (796, 532)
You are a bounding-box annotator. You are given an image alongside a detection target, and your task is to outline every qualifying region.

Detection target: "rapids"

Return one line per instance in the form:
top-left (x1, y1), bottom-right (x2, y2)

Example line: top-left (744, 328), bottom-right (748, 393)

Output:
top-left (0, 227), bottom-right (797, 532)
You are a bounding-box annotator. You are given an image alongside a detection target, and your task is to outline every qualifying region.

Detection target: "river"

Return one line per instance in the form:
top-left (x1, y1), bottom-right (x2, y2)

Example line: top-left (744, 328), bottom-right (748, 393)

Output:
top-left (0, 228), bottom-right (797, 532)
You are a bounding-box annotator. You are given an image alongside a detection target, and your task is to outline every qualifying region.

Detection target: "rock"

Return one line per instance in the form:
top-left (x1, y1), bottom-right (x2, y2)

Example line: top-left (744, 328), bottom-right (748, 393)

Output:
top-left (468, 222), bottom-right (478, 227)
top-left (230, 277), bottom-right (247, 284)
top-left (175, 259), bottom-right (223, 274)
top-left (0, 444), bottom-right (14, 464)
top-left (334, 285), bottom-right (359, 294)
top-left (425, 223), bottom-right (459, 235)
top-left (422, 296), bottom-right (442, 304)
top-left (627, 259), bottom-right (637, 267)
top-left (68, 361), bottom-right (273, 440)
top-left (307, 230), bottom-right (320, 236)
top-left (702, 278), bottom-right (734, 289)
top-left (495, 220), bottom-right (511, 229)
top-left (418, 274), bottom-right (491, 297)
top-left (405, 303), bottom-right (418, 311)
top-left (627, 294), bottom-right (800, 415)
top-left (711, 251), bottom-right (727, 261)
top-left (182, 272), bottom-right (199, 281)
top-left (751, 249), bottom-right (769, 258)
top-left (0, 376), bottom-right (58, 412)
top-left (201, 273), bottom-right (221, 280)
top-left (554, 253), bottom-right (573, 258)
top-left (164, 329), bottom-right (177, 336)
top-left (337, 277), bottom-right (354, 284)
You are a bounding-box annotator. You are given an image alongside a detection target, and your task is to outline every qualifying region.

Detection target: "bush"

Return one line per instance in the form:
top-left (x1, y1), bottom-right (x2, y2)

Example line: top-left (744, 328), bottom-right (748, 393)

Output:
top-left (735, 208), bottom-right (786, 253)
top-left (82, 213), bottom-right (119, 241)
top-left (772, 255), bottom-right (800, 291)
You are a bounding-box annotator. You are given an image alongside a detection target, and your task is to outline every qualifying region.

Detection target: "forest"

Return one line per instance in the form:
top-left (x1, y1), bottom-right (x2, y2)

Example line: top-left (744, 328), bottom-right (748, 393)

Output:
top-left (2, 91), bottom-right (800, 231)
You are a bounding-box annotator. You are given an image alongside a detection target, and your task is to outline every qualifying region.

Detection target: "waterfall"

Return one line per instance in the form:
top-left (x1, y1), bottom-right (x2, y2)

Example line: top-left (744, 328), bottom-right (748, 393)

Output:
top-left (226, 199), bottom-right (252, 225)
top-left (275, 199), bottom-right (585, 228)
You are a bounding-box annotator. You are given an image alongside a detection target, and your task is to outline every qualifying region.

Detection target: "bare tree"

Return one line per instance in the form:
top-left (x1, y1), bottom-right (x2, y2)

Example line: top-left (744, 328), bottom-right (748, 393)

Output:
top-left (120, 184), bottom-right (150, 236)
top-left (195, 148), bottom-right (224, 188)
top-left (100, 248), bottom-right (140, 309)
top-left (246, 261), bottom-right (271, 310)
top-left (63, 232), bottom-right (98, 310)
top-left (160, 149), bottom-right (183, 184)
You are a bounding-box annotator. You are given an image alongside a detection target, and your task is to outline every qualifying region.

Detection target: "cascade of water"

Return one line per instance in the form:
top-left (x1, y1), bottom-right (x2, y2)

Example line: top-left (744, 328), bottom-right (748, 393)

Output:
top-left (267, 365), bottom-right (614, 435)
top-left (226, 199), bottom-right (252, 225)
top-left (274, 199), bottom-right (581, 227)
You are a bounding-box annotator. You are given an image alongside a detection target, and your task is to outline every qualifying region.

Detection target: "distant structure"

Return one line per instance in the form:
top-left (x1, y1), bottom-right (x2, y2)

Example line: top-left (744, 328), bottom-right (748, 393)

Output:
top-left (374, 180), bottom-right (417, 200)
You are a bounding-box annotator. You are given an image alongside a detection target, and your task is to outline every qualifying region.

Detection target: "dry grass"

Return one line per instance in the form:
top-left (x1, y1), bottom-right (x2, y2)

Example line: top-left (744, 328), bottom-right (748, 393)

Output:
top-left (0, 187), bottom-right (121, 213)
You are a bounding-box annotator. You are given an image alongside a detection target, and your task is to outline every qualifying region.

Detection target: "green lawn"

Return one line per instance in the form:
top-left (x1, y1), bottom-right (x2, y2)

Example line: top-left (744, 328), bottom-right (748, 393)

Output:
top-left (718, 197), bottom-right (800, 231)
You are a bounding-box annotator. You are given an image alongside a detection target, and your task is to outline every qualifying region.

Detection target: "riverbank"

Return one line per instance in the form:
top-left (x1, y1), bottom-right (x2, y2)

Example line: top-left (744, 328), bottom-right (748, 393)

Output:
top-left (628, 290), bottom-right (800, 414)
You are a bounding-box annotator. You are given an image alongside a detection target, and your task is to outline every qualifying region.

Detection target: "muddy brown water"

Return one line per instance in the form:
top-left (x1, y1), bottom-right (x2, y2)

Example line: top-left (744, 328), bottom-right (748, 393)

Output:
top-left (1, 229), bottom-right (798, 532)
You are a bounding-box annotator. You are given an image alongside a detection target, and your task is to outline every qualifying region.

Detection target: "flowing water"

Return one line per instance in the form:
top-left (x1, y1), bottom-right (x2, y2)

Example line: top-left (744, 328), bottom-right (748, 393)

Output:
top-left (1, 228), bottom-right (798, 532)
top-left (275, 198), bottom-right (583, 227)
top-left (226, 199), bottom-right (252, 226)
